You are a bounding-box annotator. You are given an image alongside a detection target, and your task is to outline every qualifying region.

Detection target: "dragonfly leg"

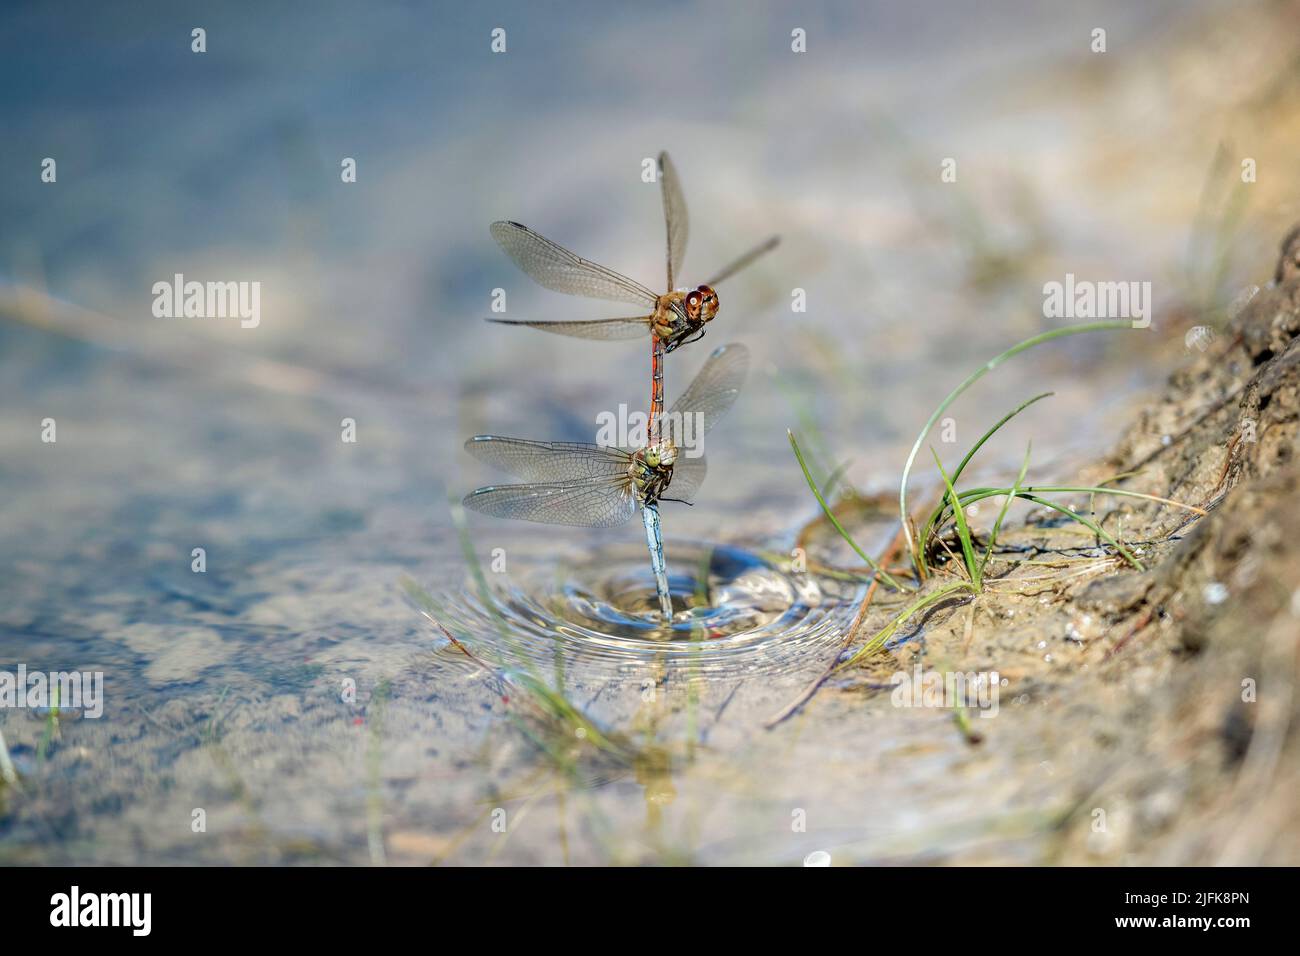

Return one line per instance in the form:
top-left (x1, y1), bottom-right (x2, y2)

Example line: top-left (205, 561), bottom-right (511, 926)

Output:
top-left (640, 503), bottom-right (673, 621)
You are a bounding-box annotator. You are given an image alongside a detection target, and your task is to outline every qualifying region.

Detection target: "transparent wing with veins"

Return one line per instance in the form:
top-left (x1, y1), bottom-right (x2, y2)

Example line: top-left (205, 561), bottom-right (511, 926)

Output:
top-left (664, 342), bottom-right (749, 448)
top-left (665, 454), bottom-right (707, 503)
top-left (703, 235), bottom-right (780, 287)
top-left (463, 437), bottom-right (640, 528)
top-left (490, 221), bottom-right (659, 307)
top-left (464, 436), bottom-right (631, 482)
top-left (484, 315), bottom-right (651, 341)
top-left (462, 477), bottom-right (639, 528)
top-left (659, 151), bottom-right (689, 291)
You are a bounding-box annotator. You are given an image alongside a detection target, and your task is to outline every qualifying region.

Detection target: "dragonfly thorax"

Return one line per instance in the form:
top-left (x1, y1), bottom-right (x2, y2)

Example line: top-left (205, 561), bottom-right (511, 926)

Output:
top-left (629, 441), bottom-right (677, 504)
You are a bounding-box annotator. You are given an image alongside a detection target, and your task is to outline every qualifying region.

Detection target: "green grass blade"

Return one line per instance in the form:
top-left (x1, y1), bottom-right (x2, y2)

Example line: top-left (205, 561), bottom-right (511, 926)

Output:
top-left (1009, 486), bottom-right (1206, 515)
top-left (931, 448), bottom-right (980, 590)
top-left (838, 581), bottom-right (973, 669)
top-left (450, 500), bottom-right (534, 670)
top-left (935, 486), bottom-right (1148, 568)
top-left (979, 442), bottom-right (1032, 580)
top-left (950, 392), bottom-right (1053, 487)
top-left (948, 485), bottom-right (1205, 517)
top-left (1017, 494), bottom-right (1144, 570)
top-left (898, 321), bottom-right (1131, 573)
top-left (789, 429), bottom-right (909, 592)
top-left (918, 391), bottom-right (1053, 574)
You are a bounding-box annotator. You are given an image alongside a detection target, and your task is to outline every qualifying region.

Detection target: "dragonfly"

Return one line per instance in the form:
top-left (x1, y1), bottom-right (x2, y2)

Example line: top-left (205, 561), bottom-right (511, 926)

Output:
top-left (462, 342), bottom-right (749, 620)
top-left (487, 151), bottom-right (776, 442)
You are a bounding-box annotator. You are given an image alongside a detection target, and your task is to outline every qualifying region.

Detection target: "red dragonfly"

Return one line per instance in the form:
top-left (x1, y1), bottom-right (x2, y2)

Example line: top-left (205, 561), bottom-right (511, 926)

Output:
top-left (487, 151), bottom-right (776, 443)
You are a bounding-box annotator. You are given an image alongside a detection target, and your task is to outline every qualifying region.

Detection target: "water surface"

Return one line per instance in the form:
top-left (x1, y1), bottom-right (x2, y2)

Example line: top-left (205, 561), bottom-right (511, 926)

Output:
top-left (2, 0), bottom-right (1293, 864)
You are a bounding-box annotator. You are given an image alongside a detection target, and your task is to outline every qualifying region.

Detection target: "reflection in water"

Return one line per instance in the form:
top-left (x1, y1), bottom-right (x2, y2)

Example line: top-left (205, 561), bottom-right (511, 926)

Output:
top-left (634, 745), bottom-right (677, 834)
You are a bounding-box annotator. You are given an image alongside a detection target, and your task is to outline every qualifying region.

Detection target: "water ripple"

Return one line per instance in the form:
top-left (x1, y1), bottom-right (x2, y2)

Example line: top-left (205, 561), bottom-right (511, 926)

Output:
top-left (420, 540), bottom-right (866, 680)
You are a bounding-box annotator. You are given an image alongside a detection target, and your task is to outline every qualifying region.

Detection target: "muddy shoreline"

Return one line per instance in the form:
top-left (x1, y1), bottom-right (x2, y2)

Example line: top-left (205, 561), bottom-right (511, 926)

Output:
top-left (797, 225), bottom-right (1300, 864)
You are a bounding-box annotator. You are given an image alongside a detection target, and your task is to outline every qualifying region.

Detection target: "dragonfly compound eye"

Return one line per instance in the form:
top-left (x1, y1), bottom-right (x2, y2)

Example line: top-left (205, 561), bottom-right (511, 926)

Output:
top-left (685, 291), bottom-right (702, 319)
top-left (697, 285), bottom-right (719, 321)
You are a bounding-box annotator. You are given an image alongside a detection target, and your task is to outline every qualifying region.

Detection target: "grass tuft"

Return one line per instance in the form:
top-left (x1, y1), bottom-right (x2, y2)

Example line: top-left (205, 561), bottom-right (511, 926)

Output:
top-left (785, 320), bottom-right (1211, 680)
top-left (898, 321), bottom-right (1132, 576)
top-left (932, 448), bottom-right (981, 591)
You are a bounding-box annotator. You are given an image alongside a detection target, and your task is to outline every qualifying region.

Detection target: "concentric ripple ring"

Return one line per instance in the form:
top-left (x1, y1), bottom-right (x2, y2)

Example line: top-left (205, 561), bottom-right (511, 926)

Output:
top-left (421, 540), bottom-right (866, 680)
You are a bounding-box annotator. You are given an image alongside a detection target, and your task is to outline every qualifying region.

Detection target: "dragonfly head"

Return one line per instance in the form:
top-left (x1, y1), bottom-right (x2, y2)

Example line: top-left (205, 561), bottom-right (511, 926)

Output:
top-left (683, 285), bottom-right (720, 326)
top-left (643, 441), bottom-right (677, 469)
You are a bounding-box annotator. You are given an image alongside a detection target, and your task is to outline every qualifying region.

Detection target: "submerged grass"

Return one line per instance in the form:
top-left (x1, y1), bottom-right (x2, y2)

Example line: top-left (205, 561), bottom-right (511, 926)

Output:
top-left (404, 501), bottom-right (645, 778)
top-left (0, 727), bottom-right (19, 791)
top-left (36, 686), bottom-right (60, 764)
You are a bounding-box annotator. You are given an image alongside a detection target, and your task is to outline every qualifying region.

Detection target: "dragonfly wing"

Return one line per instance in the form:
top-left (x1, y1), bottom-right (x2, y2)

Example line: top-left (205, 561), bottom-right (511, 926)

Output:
top-left (665, 342), bottom-right (750, 446)
top-left (465, 436), bottom-right (630, 482)
top-left (666, 453), bottom-right (707, 503)
top-left (485, 316), bottom-right (650, 341)
top-left (463, 477), bottom-right (639, 528)
top-left (659, 151), bottom-right (689, 290)
top-left (704, 235), bottom-right (780, 287)
top-left (490, 221), bottom-right (659, 307)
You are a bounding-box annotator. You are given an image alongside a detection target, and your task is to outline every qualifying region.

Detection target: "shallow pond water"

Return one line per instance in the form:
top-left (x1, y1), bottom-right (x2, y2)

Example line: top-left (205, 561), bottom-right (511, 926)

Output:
top-left (424, 539), bottom-right (863, 673)
top-left (2, 0), bottom-right (1296, 864)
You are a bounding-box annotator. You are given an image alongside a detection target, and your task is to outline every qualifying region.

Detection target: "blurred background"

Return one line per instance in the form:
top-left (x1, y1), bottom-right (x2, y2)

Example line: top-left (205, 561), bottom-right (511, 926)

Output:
top-left (2, 0), bottom-right (1298, 863)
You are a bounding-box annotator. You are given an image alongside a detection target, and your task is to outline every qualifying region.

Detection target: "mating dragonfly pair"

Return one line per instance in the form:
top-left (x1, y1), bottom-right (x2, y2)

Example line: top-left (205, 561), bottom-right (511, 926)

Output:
top-left (463, 152), bottom-right (777, 617)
